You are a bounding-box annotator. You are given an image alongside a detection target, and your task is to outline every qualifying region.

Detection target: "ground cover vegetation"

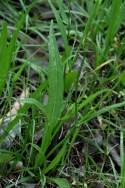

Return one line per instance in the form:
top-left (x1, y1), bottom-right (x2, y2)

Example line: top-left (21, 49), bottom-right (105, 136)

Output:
top-left (0, 0), bottom-right (125, 187)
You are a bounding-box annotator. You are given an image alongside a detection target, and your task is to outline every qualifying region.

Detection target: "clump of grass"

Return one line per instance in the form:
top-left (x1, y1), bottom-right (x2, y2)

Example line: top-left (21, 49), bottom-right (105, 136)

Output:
top-left (0, 0), bottom-right (125, 187)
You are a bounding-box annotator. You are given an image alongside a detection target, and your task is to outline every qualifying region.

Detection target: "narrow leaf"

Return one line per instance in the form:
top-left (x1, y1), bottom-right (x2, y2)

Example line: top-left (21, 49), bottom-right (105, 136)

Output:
top-left (48, 0), bottom-right (69, 55)
top-left (35, 21), bottom-right (64, 166)
top-left (42, 143), bottom-right (67, 174)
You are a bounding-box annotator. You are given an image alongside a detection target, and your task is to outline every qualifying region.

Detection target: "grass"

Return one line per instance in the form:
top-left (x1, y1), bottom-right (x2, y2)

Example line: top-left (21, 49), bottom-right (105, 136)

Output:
top-left (0, 0), bottom-right (125, 187)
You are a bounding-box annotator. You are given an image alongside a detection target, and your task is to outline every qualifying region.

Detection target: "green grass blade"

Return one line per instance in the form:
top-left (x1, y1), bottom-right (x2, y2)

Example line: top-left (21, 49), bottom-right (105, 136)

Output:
top-left (103, 0), bottom-right (123, 60)
top-left (62, 89), bottom-right (109, 122)
top-left (120, 131), bottom-right (125, 188)
top-left (21, 98), bottom-right (46, 114)
top-left (83, 0), bottom-right (102, 45)
top-left (16, 58), bottom-right (47, 80)
top-left (12, 62), bottom-right (27, 82)
top-left (0, 81), bottom-right (47, 145)
top-left (78, 100), bottom-right (125, 125)
top-left (42, 142), bottom-right (67, 174)
top-left (48, 0), bottom-right (69, 55)
top-left (0, 14), bottom-right (25, 95)
top-left (6, 13), bottom-right (25, 64)
top-left (73, 0), bottom-right (102, 63)
top-left (56, 0), bottom-right (68, 25)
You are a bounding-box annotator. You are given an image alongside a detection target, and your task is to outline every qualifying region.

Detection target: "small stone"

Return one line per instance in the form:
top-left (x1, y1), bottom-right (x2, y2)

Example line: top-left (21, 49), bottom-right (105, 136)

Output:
top-left (16, 161), bottom-right (23, 170)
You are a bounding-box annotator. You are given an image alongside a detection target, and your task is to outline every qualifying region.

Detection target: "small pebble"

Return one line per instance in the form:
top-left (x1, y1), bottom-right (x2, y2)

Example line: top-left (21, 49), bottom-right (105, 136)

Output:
top-left (16, 161), bottom-right (23, 170)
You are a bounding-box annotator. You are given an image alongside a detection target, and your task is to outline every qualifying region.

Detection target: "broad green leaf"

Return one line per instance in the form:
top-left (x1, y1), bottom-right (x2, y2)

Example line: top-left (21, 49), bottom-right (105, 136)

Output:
top-left (0, 22), bottom-right (8, 95)
top-left (0, 152), bottom-right (14, 164)
top-left (47, 20), bottom-right (64, 131)
top-left (35, 21), bottom-right (64, 166)
top-left (51, 178), bottom-right (70, 188)
top-left (0, 22), bottom-right (8, 53)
